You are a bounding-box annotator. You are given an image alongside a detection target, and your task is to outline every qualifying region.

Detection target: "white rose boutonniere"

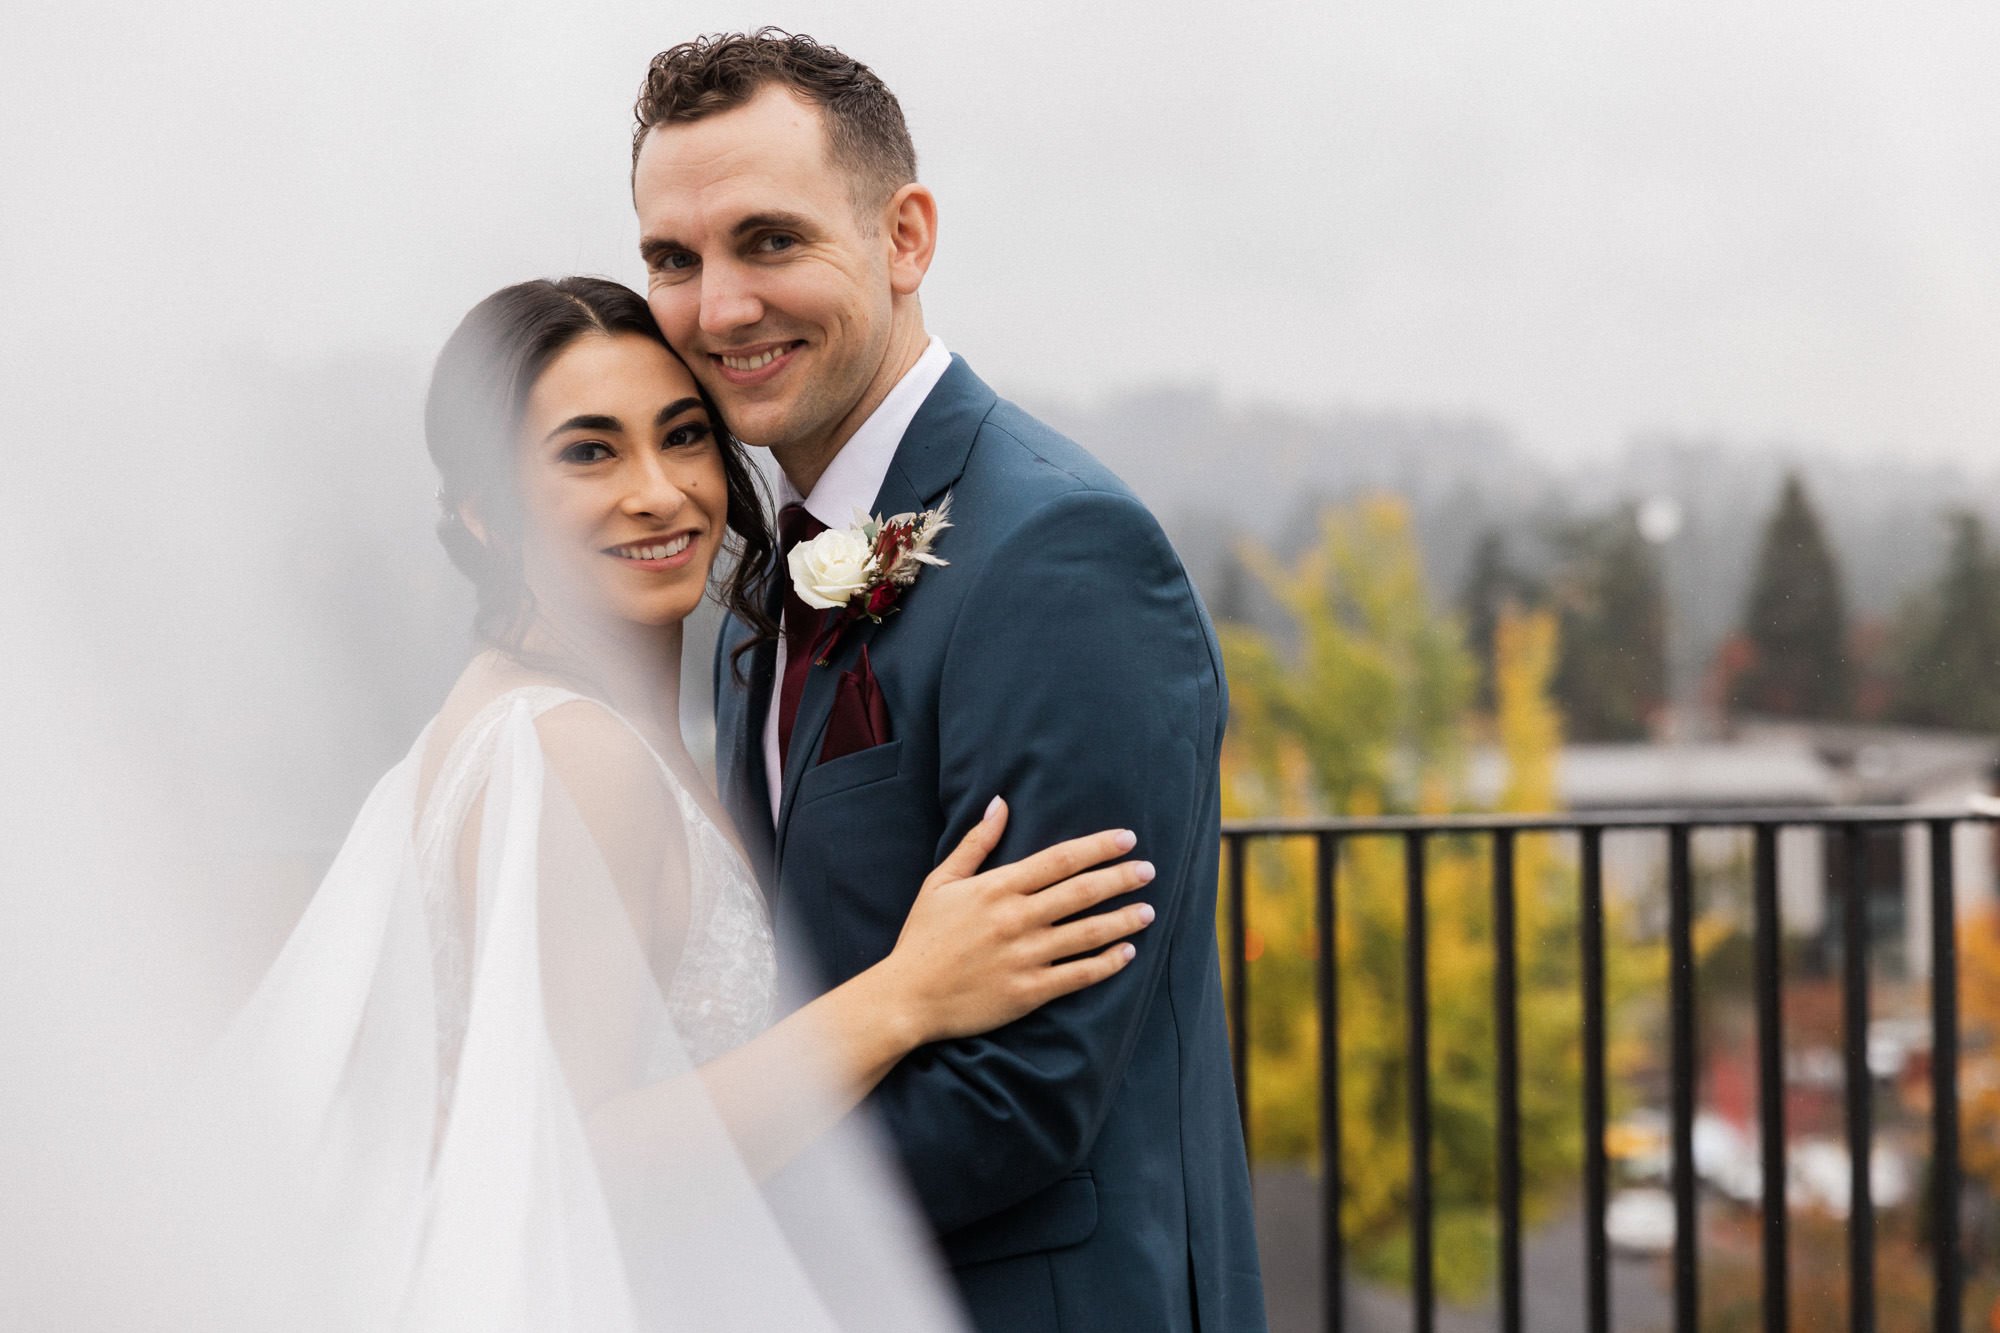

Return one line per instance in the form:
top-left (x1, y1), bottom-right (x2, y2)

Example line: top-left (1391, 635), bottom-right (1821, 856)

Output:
top-left (789, 526), bottom-right (875, 611)
top-left (787, 495), bottom-right (952, 665)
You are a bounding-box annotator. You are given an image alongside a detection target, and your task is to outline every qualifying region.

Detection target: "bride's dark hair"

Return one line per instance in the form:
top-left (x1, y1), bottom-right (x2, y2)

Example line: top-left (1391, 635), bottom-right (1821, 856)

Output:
top-left (424, 276), bottom-right (776, 674)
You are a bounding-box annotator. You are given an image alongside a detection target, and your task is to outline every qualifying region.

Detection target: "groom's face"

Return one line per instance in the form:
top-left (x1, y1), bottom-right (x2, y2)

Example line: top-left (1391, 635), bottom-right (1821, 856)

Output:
top-left (633, 86), bottom-right (895, 459)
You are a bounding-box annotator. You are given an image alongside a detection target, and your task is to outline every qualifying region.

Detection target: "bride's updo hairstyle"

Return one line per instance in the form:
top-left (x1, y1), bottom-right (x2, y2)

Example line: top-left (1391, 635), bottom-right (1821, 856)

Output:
top-left (424, 277), bottom-right (776, 665)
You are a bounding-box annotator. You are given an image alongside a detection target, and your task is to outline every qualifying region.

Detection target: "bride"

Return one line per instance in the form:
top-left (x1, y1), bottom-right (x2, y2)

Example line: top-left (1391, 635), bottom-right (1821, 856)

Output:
top-left (202, 276), bottom-right (1155, 1330)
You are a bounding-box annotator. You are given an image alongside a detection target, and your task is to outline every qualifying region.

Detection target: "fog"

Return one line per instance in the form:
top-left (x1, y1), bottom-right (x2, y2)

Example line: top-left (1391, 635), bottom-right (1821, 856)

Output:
top-left (2, 7), bottom-right (1994, 1319)
top-left (3, 0), bottom-right (1992, 853)
top-left (6, 0), bottom-right (1997, 464)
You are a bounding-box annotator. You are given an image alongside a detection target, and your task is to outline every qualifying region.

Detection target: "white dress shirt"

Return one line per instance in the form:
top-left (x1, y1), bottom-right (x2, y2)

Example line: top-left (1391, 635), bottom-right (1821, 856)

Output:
top-left (764, 336), bottom-right (952, 820)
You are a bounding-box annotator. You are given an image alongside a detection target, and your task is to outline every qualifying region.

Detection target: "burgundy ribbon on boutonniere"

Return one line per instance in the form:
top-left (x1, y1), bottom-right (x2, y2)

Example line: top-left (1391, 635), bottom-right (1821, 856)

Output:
top-left (786, 496), bottom-right (953, 667)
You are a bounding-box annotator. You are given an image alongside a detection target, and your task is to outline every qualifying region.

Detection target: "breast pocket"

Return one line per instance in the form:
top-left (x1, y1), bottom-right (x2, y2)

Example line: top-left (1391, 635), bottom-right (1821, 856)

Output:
top-left (795, 738), bottom-right (905, 807)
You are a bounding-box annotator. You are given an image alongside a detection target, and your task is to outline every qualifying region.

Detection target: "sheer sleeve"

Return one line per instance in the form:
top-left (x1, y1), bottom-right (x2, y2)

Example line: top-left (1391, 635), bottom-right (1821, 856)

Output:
top-left (410, 691), bottom-right (834, 1328)
top-left (143, 688), bottom-right (961, 1330)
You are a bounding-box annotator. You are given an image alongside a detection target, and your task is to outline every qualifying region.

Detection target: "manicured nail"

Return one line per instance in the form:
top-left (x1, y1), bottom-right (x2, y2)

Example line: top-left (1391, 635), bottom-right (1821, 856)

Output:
top-left (1136, 903), bottom-right (1156, 925)
top-left (1132, 860), bottom-right (1156, 884)
top-left (1113, 829), bottom-right (1137, 852)
top-left (1121, 943), bottom-right (1138, 960)
top-left (984, 795), bottom-right (1004, 822)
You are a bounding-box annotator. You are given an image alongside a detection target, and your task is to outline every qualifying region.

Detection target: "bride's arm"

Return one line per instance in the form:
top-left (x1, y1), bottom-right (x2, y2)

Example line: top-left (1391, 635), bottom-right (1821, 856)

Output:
top-left (527, 702), bottom-right (1153, 1180)
top-left (598, 802), bottom-right (1151, 1178)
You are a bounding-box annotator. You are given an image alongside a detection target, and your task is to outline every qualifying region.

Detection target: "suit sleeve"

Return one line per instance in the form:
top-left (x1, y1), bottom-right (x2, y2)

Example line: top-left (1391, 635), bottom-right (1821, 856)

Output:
top-left (867, 486), bottom-right (1223, 1232)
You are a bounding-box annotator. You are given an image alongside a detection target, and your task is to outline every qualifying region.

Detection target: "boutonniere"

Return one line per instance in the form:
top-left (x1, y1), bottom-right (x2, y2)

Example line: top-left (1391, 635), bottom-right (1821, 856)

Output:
top-left (789, 496), bottom-right (952, 665)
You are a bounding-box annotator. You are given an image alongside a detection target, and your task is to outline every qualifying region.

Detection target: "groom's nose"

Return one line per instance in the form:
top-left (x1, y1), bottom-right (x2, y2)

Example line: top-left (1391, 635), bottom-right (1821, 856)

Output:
top-left (697, 261), bottom-right (763, 336)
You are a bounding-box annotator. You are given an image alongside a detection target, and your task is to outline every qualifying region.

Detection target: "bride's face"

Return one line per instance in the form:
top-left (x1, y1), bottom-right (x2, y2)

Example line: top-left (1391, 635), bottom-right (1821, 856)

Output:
top-left (513, 332), bottom-right (728, 630)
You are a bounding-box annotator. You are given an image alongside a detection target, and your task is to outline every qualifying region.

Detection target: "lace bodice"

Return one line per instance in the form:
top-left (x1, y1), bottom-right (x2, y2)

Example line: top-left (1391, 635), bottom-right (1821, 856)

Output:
top-left (414, 686), bottom-right (776, 1072)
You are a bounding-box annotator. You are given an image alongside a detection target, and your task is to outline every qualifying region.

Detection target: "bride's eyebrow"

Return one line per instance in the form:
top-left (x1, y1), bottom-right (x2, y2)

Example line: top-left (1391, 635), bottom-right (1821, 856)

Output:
top-left (655, 397), bottom-right (704, 426)
top-left (544, 413), bottom-right (623, 442)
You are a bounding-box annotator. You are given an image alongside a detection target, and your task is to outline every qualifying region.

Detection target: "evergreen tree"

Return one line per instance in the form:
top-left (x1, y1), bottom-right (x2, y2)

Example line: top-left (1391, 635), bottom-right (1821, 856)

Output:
top-left (1458, 529), bottom-right (1538, 713)
top-left (1731, 472), bottom-right (1851, 718)
top-left (1547, 510), bottom-right (1668, 741)
top-left (1890, 512), bottom-right (2000, 730)
top-left (1208, 541), bottom-right (1253, 627)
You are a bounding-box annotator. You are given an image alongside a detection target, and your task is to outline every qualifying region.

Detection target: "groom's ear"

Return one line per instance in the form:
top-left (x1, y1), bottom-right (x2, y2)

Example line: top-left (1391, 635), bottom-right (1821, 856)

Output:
top-left (881, 182), bottom-right (938, 297)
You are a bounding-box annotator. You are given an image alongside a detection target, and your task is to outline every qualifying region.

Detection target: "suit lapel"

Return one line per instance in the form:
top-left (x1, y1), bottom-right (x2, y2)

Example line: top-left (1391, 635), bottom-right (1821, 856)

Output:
top-left (774, 610), bottom-right (887, 848)
top-left (716, 579), bottom-right (782, 891)
top-left (771, 356), bottom-right (998, 858)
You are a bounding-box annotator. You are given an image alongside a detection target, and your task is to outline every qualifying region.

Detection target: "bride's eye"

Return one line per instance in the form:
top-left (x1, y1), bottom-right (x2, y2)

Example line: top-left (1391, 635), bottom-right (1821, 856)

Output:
top-left (664, 422), bottom-right (712, 450)
top-left (560, 441), bottom-right (614, 464)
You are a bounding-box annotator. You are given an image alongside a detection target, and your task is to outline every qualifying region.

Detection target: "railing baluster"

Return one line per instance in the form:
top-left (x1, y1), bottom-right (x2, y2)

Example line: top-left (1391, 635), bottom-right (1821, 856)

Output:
top-left (1211, 808), bottom-right (1983, 1330)
top-left (1752, 825), bottom-right (1789, 1333)
top-left (1315, 832), bottom-right (1343, 1333)
top-left (1580, 827), bottom-right (1610, 1333)
top-left (1405, 831), bottom-right (1434, 1333)
top-left (1492, 829), bottom-right (1522, 1333)
top-left (1842, 822), bottom-right (1875, 1333)
top-left (1667, 824), bottom-right (1698, 1333)
top-left (1929, 821), bottom-right (1961, 1333)
top-left (1227, 834), bottom-right (1249, 1149)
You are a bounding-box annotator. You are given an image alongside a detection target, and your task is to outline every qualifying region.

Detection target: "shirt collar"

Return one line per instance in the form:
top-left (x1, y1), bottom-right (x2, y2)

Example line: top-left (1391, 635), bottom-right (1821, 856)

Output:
top-left (777, 336), bottom-right (951, 529)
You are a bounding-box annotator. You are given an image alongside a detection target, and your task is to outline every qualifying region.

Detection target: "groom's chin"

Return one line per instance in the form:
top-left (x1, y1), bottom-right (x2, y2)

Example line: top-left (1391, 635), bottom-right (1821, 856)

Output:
top-left (723, 425), bottom-right (779, 452)
top-left (707, 402), bottom-right (789, 452)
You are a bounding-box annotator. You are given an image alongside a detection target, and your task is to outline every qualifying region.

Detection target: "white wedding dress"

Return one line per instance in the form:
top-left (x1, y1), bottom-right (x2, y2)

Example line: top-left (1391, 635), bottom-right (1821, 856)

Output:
top-left (182, 683), bottom-right (955, 1331)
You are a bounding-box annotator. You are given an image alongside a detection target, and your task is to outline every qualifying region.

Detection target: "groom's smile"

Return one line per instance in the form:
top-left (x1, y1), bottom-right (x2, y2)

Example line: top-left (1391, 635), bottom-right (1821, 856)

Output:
top-left (710, 338), bottom-right (807, 386)
top-left (632, 82), bottom-right (937, 490)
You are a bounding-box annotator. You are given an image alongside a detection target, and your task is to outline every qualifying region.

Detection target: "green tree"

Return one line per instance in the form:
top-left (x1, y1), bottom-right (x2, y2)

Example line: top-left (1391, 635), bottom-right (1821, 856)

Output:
top-left (1458, 528), bottom-right (1540, 714)
top-left (1889, 512), bottom-right (2000, 730)
top-left (1731, 472), bottom-right (1851, 718)
top-left (1218, 498), bottom-right (1655, 1300)
top-left (1546, 510), bottom-right (1668, 741)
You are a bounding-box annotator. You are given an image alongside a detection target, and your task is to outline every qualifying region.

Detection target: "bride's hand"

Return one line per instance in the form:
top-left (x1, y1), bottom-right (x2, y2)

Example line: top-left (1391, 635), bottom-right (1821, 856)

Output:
top-left (878, 797), bottom-right (1156, 1046)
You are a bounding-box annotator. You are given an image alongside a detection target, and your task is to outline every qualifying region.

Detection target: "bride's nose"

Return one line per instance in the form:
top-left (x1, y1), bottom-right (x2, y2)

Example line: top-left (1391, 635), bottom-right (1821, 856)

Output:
top-left (619, 453), bottom-right (692, 520)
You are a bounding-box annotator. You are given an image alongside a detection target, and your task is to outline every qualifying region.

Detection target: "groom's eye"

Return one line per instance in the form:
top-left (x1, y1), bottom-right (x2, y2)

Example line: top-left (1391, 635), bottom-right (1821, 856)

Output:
top-left (755, 233), bottom-right (797, 255)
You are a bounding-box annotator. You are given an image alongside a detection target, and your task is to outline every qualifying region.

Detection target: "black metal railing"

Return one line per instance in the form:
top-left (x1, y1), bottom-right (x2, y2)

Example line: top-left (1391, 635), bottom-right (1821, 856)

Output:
top-left (1220, 807), bottom-right (1979, 1333)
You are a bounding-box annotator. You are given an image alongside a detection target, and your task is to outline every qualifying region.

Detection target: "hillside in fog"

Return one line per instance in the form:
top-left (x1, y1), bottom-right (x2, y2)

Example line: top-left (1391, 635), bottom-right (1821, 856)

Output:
top-left (1036, 384), bottom-right (1998, 693)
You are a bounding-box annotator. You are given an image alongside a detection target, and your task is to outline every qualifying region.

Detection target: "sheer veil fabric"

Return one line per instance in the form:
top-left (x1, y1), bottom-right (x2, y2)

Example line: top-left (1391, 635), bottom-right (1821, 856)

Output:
top-left (0, 18), bottom-right (961, 1319)
top-left (0, 631), bottom-right (964, 1327)
top-left (205, 682), bottom-right (814, 1330)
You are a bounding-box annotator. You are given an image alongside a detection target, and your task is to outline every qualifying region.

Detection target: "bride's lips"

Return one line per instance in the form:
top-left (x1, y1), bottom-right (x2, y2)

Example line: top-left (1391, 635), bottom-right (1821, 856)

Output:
top-left (709, 340), bottom-right (804, 387)
top-left (603, 531), bottom-right (701, 571)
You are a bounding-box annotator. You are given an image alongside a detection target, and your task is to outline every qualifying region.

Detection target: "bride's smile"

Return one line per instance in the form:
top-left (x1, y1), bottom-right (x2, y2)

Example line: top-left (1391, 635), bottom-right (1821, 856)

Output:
top-left (512, 331), bottom-right (729, 631)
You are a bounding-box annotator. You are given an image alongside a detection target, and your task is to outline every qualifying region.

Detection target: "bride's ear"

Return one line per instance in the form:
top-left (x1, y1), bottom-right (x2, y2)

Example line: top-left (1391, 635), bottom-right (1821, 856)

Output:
top-left (457, 501), bottom-right (490, 547)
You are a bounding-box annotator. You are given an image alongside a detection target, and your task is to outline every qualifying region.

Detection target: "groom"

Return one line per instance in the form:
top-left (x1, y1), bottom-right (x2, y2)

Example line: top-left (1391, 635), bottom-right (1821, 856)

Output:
top-left (632, 31), bottom-right (1265, 1332)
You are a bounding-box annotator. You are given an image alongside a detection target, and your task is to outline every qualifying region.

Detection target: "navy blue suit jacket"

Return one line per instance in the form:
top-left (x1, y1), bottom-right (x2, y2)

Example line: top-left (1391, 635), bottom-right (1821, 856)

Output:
top-left (714, 357), bottom-right (1265, 1332)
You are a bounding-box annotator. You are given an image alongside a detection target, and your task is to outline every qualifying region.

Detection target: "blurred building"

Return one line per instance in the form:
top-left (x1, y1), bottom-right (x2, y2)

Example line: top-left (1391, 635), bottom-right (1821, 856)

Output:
top-left (1469, 719), bottom-right (2000, 979)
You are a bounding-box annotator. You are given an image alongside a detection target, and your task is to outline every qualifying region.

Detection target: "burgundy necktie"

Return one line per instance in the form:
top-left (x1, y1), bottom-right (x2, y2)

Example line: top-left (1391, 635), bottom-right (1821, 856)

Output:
top-left (776, 502), bottom-right (828, 768)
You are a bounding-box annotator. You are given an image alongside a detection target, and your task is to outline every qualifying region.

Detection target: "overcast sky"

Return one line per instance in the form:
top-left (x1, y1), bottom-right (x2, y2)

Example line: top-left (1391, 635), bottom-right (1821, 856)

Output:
top-left (5, 0), bottom-right (1997, 463)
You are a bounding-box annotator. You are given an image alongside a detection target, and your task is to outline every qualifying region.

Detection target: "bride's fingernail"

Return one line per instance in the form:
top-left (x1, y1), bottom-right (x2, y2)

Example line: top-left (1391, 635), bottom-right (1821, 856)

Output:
top-left (1136, 903), bottom-right (1156, 925)
top-left (1114, 829), bottom-right (1137, 852)
top-left (1132, 860), bottom-right (1156, 883)
top-left (984, 795), bottom-right (1004, 822)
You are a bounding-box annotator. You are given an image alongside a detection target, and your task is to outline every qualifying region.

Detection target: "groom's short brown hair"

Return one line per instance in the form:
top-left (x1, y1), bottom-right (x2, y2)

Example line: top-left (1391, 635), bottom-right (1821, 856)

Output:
top-left (632, 28), bottom-right (918, 211)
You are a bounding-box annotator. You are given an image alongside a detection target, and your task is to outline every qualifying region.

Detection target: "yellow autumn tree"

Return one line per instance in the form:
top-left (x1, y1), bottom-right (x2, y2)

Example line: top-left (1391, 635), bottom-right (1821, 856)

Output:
top-left (1218, 498), bottom-right (1649, 1300)
top-left (1958, 910), bottom-right (2000, 1331)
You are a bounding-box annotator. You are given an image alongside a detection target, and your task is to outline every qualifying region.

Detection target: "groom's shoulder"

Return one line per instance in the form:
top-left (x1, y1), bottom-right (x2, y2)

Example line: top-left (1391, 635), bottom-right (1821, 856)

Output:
top-left (915, 361), bottom-right (1182, 580)
top-left (942, 391), bottom-right (1193, 591)
top-left (966, 395), bottom-right (1135, 510)
top-left (947, 392), bottom-right (1178, 570)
